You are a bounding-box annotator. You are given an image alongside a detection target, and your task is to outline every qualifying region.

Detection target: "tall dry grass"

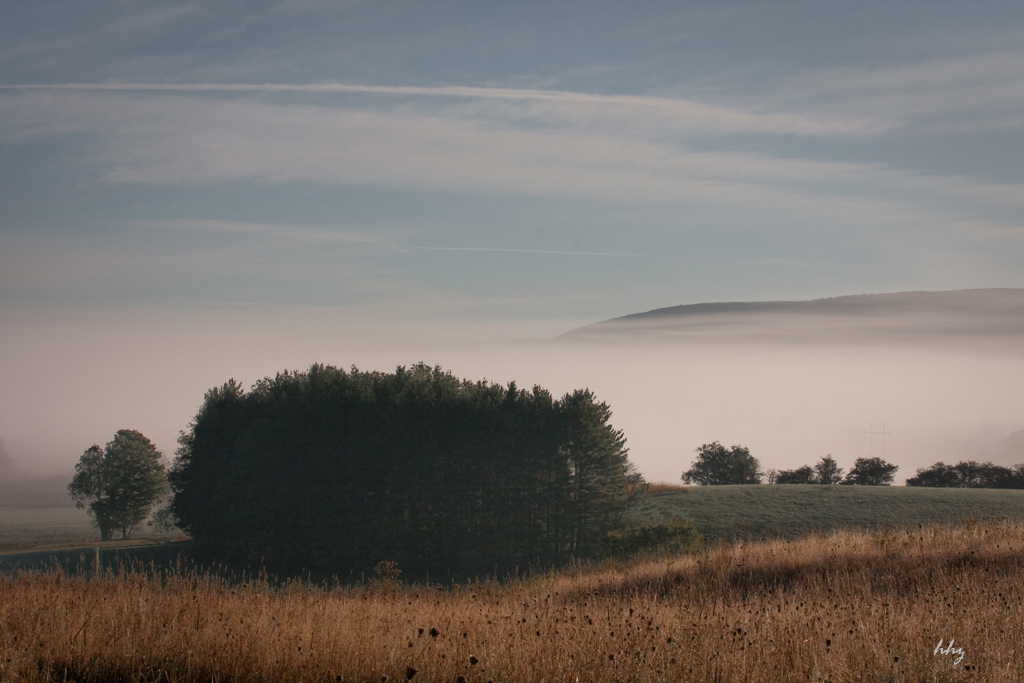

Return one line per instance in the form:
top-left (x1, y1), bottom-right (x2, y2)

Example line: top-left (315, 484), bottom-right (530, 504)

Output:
top-left (2, 519), bottom-right (1022, 682)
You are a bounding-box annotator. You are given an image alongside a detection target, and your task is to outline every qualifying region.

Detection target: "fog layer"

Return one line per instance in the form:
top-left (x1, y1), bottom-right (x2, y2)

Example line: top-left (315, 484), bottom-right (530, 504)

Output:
top-left (1, 291), bottom-right (1022, 501)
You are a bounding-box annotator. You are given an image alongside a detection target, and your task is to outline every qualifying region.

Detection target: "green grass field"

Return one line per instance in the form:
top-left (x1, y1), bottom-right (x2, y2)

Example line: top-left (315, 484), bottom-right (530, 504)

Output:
top-left (0, 505), bottom-right (97, 552)
top-left (631, 484), bottom-right (1024, 541)
top-left (0, 505), bottom-right (189, 574)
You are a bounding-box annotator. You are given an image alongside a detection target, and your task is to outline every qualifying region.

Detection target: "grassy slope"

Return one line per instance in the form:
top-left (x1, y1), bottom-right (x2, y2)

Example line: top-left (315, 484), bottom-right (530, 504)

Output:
top-left (631, 484), bottom-right (1024, 541)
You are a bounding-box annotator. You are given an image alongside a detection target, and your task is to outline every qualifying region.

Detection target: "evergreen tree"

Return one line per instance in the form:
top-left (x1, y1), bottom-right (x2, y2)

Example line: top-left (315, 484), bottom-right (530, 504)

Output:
top-left (814, 455), bottom-right (844, 484)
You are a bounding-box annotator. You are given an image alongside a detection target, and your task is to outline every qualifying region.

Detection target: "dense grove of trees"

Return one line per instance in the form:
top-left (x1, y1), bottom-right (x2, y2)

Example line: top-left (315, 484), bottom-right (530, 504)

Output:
top-left (907, 460), bottom-right (1024, 488)
top-left (170, 363), bottom-right (641, 577)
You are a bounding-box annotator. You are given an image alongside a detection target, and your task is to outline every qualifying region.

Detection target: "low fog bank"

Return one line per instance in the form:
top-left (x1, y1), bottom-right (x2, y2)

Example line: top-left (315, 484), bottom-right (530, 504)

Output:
top-left (0, 473), bottom-right (72, 507)
top-left (535, 343), bottom-right (1024, 484)
top-left (1, 296), bottom-right (1023, 492)
top-left (0, 440), bottom-right (73, 506)
top-left (563, 289), bottom-right (1024, 351)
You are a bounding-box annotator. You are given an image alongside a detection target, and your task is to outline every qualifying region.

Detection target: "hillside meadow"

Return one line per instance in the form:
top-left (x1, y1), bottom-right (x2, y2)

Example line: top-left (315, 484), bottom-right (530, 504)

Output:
top-left (6, 486), bottom-right (1023, 554)
top-left (633, 484), bottom-right (1024, 541)
top-left (3, 517), bottom-right (1023, 682)
top-left (3, 485), bottom-right (1024, 575)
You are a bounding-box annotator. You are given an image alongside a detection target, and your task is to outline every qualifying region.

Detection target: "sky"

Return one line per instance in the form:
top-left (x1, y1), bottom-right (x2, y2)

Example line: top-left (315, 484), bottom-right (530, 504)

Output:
top-left (1, 0), bottom-right (1023, 488)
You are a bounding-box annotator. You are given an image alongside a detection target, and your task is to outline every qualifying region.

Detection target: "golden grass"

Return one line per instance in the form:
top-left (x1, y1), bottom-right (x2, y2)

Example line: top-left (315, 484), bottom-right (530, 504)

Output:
top-left (642, 482), bottom-right (688, 495)
top-left (3, 519), bottom-right (1022, 682)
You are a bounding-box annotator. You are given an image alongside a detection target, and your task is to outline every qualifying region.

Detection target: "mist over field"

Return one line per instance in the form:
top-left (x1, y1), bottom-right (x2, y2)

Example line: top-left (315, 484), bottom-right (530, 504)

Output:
top-left (2, 289), bottom-right (1022, 498)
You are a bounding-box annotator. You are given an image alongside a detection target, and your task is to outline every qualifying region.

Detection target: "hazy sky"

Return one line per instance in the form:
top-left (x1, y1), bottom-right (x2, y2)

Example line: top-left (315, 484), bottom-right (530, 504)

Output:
top-left (1, 1), bottom-right (1023, 484)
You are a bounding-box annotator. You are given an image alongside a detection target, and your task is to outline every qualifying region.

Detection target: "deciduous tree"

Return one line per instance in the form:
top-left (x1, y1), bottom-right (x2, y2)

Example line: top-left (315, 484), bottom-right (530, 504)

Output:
top-left (68, 430), bottom-right (168, 540)
top-left (841, 456), bottom-right (898, 486)
top-left (682, 442), bottom-right (762, 485)
top-left (906, 460), bottom-right (1023, 488)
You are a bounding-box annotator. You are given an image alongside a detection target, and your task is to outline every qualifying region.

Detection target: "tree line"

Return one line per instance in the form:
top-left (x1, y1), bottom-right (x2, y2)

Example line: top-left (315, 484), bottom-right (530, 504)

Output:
top-left (772, 455), bottom-right (899, 486)
top-left (680, 446), bottom-right (1024, 489)
top-left (66, 367), bottom-right (1023, 578)
top-left (682, 443), bottom-right (899, 486)
top-left (906, 460), bottom-right (1024, 488)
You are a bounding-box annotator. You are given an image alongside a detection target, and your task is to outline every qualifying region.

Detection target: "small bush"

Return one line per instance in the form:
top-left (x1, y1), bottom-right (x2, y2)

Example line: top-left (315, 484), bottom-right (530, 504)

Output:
top-left (602, 519), bottom-right (704, 560)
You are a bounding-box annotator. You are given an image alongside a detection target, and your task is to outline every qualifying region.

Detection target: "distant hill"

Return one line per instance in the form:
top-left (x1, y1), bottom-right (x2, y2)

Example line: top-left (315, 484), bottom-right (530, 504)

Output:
top-left (632, 484), bottom-right (1024, 542)
top-left (559, 288), bottom-right (1024, 347)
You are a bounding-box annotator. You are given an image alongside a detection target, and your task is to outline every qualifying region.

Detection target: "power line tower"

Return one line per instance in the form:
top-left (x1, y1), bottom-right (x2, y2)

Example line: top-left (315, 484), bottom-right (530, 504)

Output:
top-left (865, 423), bottom-right (892, 459)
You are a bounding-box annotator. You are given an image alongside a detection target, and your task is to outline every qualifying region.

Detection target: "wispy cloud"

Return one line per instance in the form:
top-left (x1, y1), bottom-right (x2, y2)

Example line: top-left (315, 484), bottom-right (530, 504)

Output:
top-left (7, 48), bottom-right (1024, 137)
top-left (2, 82), bottom-right (1022, 261)
top-left (412, 246), bottom-right (682, 259)
top-left (0, 81), bottom-right (884, 137)
top-left (1, 87), bottom-right (1022, 257)
top-left (133, 219), bottom-right (400, 249)
top-left (771, 51), bottom-right (1024, 133)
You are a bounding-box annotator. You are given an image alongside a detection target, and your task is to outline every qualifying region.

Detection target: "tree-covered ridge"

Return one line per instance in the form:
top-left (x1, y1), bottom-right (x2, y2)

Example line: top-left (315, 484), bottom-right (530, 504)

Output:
top-left (170, 363), bottom-right (641, 577)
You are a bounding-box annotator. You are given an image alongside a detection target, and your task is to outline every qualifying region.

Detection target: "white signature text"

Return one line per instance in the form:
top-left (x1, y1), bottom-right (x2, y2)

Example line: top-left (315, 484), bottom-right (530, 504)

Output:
top-left (934, 638), bottom-right (964, 666)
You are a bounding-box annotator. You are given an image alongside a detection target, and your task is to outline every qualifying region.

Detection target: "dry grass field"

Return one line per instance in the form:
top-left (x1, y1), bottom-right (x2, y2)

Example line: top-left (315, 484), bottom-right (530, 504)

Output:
top-left (3, 518), bottom-right (1022, 682)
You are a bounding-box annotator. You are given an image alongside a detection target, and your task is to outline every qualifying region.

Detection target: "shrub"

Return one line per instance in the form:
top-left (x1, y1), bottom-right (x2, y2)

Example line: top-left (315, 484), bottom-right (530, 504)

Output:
top-left (776, 465), bottom-right (815, 484)
top-left (602, 519), bottom-right (704, 560)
